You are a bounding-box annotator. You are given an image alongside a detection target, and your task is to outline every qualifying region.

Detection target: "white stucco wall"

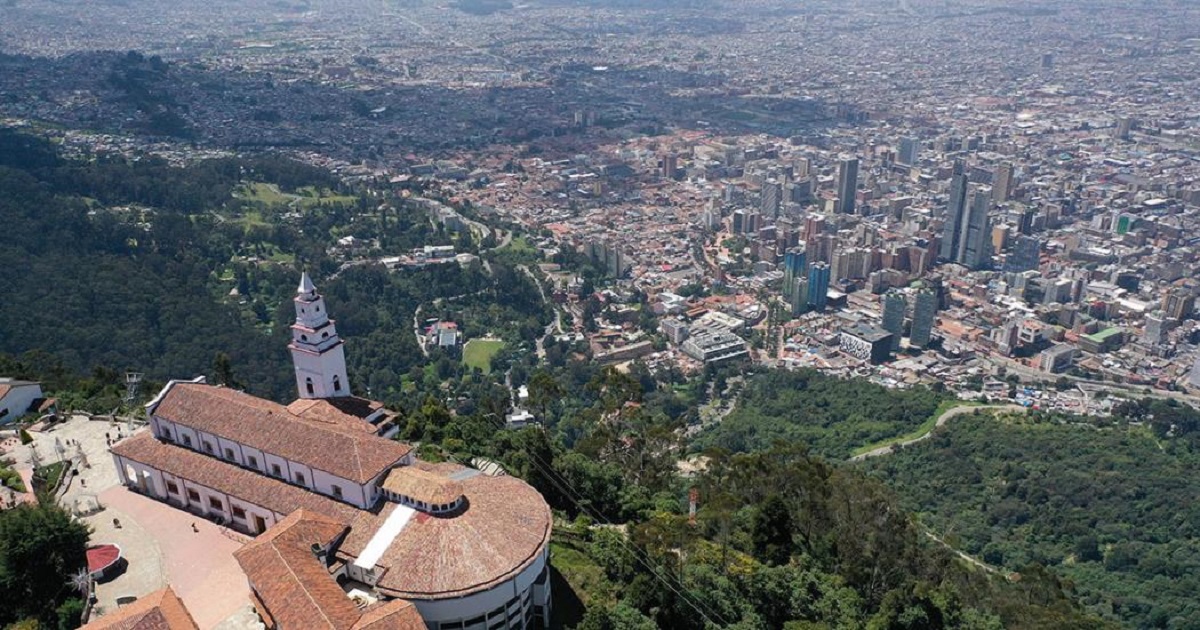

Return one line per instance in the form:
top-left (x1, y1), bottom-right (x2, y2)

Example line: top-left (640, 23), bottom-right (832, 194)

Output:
top-left (0, 383), bottom-right (43, 421)
top-left (150, 415), bottom-right (377, 509)
top-left (410, 546), bottom-right (550, 629)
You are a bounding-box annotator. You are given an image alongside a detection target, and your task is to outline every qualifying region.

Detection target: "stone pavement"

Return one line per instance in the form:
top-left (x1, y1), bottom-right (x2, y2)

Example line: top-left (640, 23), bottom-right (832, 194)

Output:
top-left (9, 415), bottom-right (262, 629)
top-left (91, 486), bottom-right (253, 629)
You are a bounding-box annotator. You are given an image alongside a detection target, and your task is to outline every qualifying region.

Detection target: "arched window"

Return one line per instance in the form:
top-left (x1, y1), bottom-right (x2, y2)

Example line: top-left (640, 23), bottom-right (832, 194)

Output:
top-left (301, 334), bottom-right (308, 342)
top-left (333, 375), bottom-right (342, 392)
top-left (305, 377), bottom-right (314, 395)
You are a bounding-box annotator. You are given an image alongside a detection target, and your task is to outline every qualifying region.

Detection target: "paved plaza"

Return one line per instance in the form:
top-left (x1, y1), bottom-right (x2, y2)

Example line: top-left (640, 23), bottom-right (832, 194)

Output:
top-left (3, 415), bottom-right (262, 629)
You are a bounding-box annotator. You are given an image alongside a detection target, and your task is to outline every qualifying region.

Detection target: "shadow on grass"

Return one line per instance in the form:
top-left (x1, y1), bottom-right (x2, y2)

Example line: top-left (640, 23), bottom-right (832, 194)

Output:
top-left (549, 563), bottom-right (586, 629)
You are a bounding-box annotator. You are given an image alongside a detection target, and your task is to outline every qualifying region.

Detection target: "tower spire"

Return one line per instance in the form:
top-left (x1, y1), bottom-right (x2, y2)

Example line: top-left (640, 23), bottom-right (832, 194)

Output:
top-left (288, 272), bottom-right (350, 399)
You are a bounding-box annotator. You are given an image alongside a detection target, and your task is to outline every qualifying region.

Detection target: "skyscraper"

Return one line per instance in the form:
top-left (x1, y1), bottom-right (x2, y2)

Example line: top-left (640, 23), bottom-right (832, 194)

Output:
top-left (782, 246), bottom-right (807, 301)
top-left (1004, 235), bottom-right (1041, 272)
top-left (938, 161), bottom-right (969, 261)
top-left (959, 188), bottom-right (994, 270)
top-left (993, 163), bottom-right (1013, 203)
top-left (808, 262), bottom-right (831, 311)
top-left (761, 179), bottom-right (783, 217)
top-left (898, 137), bottom-right (920, 166)
top-left (1143, 311), bottom-right (1168, 346)
top-left (910, 287), bottom-right (937, 348)
top-left (789, 277), bottom-right (809, 317)
top-left (882, 290), bottom-right (907, 352)
top-left (836, 157), bottom-right (859, 214)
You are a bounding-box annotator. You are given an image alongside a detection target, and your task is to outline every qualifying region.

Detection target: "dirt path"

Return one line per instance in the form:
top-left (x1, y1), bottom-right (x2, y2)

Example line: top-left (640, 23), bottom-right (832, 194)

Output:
top-left (849, 404), bottom-right (1026, 461)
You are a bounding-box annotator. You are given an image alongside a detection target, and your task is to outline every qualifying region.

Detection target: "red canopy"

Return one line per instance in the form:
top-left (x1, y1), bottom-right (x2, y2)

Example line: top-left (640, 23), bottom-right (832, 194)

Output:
top-left (87, 544), bottom-right (121, 574)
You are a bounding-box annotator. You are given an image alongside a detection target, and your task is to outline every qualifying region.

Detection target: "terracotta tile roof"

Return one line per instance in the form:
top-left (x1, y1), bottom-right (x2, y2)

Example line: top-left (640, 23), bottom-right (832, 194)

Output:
top-left (111, 433), bottom-right (362, 523)
top-left (234, 510), bottom-right (362, 630)
top-left (380, 467), bottom-right (463, 506)
top-left (340, 466), bottom-right (552, 600)
top-left (0, 385), bottom-right (10, 401)
top-left (152, 384), bottom-right (411, 483)
top-left (350, 600), bottom-right (426, 630)
top-left (80, 586), bottom-right (199, 630)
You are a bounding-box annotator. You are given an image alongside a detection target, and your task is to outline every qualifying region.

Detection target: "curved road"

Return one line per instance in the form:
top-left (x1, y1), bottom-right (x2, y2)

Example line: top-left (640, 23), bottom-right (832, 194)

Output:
top-left (849, 404), bottom-right (1026, 461)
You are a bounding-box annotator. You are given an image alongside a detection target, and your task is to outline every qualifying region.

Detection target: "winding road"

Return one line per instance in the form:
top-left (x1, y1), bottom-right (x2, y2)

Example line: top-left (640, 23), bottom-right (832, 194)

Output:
top-left (849, 404), bottom-right (1026, 461)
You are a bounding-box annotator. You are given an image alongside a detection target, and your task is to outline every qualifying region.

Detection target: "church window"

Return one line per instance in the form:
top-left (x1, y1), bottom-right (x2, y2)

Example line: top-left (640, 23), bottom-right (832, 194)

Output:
top-left (305, 378), bottom-right (315, 395)
top-left (187, 489), bottom-right (200, 503)
top-left (271, 464), bottom-right (282, 477)
top-left (322, 332), bottom-right (329, 338)
top-left (161, 428), bottom-right (173, 442)
top-left (166, 481), bottom-right (179, 494)
top-left (333, 376), bottom-right (342, 392)
top-left (316, 305), bottom-right (321, 312)
top-left (301, 334), bottom-right (308, 342)
top-left (182, 435), bottom-right (193, 448)
top-left (331, 485), bottom-right (343, 499)
top-left (247, 455), bottom-right (258, 469)
top-left (208, 497), bottom-right (222, 510)
top-left (223, 448), bottom-right (235, 461)
top-left (294, 471), bottom-right (306, 485)
top-left (232, 506), bottom-right (246, 519)
top-left (202, 441), bottom-right (214, 454)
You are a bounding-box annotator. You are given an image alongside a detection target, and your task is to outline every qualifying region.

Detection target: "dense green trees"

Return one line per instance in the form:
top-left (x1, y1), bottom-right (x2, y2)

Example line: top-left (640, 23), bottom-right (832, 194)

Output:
top-left (0, 503), bottom-right (91, 628)
top-left (554, 442), bottom-right (1104, 629)
top-left (0, 128), bottom-right (547, 407)
top-left (863, 411), bottom-right (1200, 628)
top-left (693, 369), bottom-right (951, 459)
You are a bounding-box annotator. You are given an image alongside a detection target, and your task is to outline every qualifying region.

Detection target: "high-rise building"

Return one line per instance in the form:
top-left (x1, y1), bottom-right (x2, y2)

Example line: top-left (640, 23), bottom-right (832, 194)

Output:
top-left (1115, 117), bottom-right (1134, 141)
top-left (882, 291), bottom-right (907, 352)
top-left (1163, 288), bottom-right (1196, 322)
top-left (662, 153), bottom-right (678, 179)
top-left (836, 157), bottom-right (859, 214)
top-left (732, 209), bottom-right (746, 234)
top-left (789, 277), bottom-right (809, 316)
top-left (808, 262), bottom-right (831, 310)
top-left (993, 163), bottom-right (1013, 203)
top-left (1142, 311), bottom-right (1168, 346)
top-left (761, 179), bottom-right (783, 217)
top-left (1004, 235), bottom-right (1041, 272)
top-left (898, 137), bottom-right (920, 166)
top-left (910, 287), bottom-right (938, 348)
top-left (938, 161), bottom-right (969, 261)
top-left (958, 188), bottom-right (993, 269)
top-left (782, 246), bottom-right (808, 300)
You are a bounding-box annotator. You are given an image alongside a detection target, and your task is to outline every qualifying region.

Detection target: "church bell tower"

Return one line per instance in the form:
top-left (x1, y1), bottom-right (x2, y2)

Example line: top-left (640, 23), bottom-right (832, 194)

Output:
top-left (289, 272), bottom-right (350, 399)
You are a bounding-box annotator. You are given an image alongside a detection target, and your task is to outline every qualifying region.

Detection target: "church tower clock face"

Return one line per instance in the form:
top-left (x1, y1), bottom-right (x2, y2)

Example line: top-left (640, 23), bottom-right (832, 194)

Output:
top-left (288, 272), bottom-right (350, 399)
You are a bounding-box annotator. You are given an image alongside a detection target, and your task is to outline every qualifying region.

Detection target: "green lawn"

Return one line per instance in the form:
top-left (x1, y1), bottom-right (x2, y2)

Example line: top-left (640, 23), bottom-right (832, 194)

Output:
top-left (34, 461), bottom-right (66, 491)
top-left (462, 339), bottom-right (505, 373)
top-left (239, 182), bottom-right (292, 205)
top-left (501, 235), bottom-right (536, 254)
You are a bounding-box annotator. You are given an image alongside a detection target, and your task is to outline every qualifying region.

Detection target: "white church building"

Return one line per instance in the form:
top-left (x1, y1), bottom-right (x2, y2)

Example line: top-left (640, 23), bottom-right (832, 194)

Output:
top-left (111, 273), bottom-right (552, 630)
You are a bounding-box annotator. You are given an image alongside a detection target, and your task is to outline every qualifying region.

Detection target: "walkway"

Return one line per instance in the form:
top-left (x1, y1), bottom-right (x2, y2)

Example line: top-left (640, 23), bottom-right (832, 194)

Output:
top-left (849, 404), bottom-right (1026, 461)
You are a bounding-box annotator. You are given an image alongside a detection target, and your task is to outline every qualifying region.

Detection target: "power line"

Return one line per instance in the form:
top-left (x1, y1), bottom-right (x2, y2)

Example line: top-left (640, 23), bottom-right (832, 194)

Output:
top-left (479, 414), bottom-right (729, 627)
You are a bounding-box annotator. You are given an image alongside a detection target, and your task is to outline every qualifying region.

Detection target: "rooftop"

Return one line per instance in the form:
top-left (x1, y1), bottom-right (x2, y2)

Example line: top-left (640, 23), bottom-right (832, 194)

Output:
top-left (150, 383), bottom-right (411, 483)
top-left (80, 586), bottom-right (199, 630)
